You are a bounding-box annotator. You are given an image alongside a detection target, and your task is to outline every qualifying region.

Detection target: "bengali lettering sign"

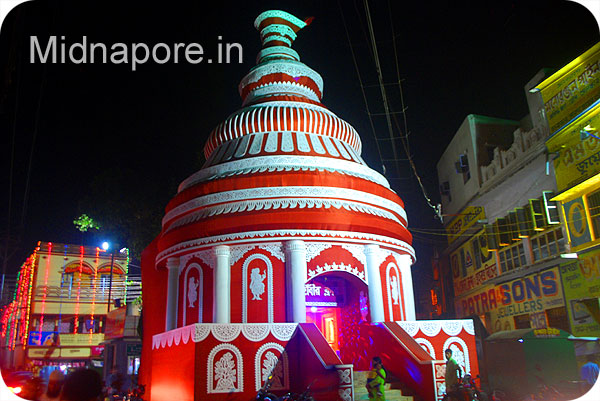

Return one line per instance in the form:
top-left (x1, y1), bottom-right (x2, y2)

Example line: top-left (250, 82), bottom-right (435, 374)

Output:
top-left (539, 43), bottom-right (600, 134)
top-left (451, 229), bottom-right (497, 297)
top-left (446, 206), bottom-right (485, 244)
top-left (560, 249), bottom-right (600, 337)
top-left (553, 115), bottom-right (600, 192)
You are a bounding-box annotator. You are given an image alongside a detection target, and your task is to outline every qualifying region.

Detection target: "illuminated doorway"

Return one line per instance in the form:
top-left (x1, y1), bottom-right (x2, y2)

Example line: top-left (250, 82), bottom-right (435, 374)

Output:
top-left (305, 272), bottom-right (369, 355)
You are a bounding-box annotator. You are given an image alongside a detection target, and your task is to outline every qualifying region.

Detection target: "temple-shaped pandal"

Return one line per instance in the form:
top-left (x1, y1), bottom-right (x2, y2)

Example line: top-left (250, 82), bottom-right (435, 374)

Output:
top-left (140, 10), bottom-right (478, 401)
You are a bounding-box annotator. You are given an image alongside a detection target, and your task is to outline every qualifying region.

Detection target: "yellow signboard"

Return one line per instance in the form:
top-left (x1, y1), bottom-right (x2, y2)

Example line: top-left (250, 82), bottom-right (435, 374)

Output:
top-left (59, 333), bottom-right (105, 346)
top-left (60, 347), bottom-right (91, 358)
top-left (446, 206), bottom-right (486, 244)
top-left (537, 43), bottom-right (600, 134)
top-left (450, 229), bottom-right (497, 297)
top-left (551, 109), bottom-right (600, 192)
top-left (28, 348), bottom-right (60, 358)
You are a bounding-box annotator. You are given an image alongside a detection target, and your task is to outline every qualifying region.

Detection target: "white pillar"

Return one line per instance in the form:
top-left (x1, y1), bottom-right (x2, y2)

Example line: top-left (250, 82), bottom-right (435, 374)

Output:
top-left (214, 245), bottom-right (231, 323)
top-left (286, 240), bottom-right (307, 323)
top-left (364, 244), bottom-right (385, 322)
top-left (397, 254), bottom-right (416, 320)
top-left (165, 257), bottom-right (180, 331)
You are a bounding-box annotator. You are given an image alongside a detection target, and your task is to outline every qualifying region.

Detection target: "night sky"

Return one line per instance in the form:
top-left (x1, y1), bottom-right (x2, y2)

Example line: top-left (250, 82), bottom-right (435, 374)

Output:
top-left (1, 1), bottom-right (599, 297)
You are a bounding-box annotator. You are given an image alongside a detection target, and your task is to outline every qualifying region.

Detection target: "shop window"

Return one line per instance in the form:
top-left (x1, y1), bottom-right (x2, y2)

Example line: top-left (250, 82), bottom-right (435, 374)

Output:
top-left (545, 306), bottom-right (570, 332)
top-left (530, 227), bottom-right (565, 262)
top-left (587, 189), bottom-right (600, 238)
top-left (499, 242), bottom-right (526, 273)
top-left (62, 273), bottom-right (74, 298)
top-left (514, 314), bottom-right (531, 329)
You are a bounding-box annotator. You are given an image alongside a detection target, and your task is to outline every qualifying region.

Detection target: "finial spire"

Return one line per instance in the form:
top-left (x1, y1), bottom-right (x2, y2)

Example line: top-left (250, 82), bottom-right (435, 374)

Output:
top-left (253, 10), bottom-right (311, 64)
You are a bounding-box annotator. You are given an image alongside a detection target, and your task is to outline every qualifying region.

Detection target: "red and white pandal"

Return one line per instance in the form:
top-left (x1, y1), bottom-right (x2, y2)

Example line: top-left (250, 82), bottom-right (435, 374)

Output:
top-left (140, 10), bottom-right (478, 401)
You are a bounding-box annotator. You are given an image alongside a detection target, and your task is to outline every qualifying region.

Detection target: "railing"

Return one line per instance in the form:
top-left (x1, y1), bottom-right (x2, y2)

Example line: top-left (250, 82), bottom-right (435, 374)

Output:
top-left (33, 285), bottom-right (127, 301)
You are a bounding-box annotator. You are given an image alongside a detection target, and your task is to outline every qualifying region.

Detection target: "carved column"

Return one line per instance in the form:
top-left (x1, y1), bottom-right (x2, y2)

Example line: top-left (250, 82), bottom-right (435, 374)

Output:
top-left (396, 253), bottom-right (416, 320)
top-left (165, 257), bottom-right (180, 331)
top-left (286, 240), bottom-right (307, 323)
top-left (214, 245), bottom-right (231, 323)
top-left (364, 244), bottom-right (385, 322)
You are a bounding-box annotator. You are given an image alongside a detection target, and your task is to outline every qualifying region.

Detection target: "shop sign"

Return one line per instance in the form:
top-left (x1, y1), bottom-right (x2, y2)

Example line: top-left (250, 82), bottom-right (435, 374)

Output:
top-left (553, 119), bottom-right (600, 192)
top-left (539, 43), bottom-right (600, 134)
top-left (28, 331), bottom-right (59, 346)
top-left (126, 343), bottom-right (142, 356)
top-left (532, 327), bottom-right (561, 337)
top-left (305, 281), bottom-right (340, 306)
top-left (455, 285), bottom-right (497, 317)
top-left (563, 197), bottom-right (592, 248)
top-left (91, 346), bottom-right (104, 356)
top-left (446, 206), bottom-right (485, 244)
top-left (59, 333), bottom-right (104, 346)
top-left (451, 229), bottom-right (497, 297)
top-left (560, 249), bottom-right (600, 337)
top-left (28, 348), bottom-right (60, 359)
top-left (60, 347), bottom-right (91, 358)
top-left (530, 311), bottom-right (548, 329)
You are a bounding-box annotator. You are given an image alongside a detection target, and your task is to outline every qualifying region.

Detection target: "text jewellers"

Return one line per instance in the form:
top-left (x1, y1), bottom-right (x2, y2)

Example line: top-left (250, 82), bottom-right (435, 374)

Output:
top-left (30, 36), bottom-right (244, 71)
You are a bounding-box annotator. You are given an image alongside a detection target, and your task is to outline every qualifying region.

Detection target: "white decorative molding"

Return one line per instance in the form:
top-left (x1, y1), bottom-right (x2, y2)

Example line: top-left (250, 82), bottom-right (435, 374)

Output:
top-left (254, 343), bottom-right (289, 391)
top-left (440, 321), bottom-right (464, 337)
top-left (419, 321), bottom-right (443, 337)
top-left (307, 262), bottom-right (366, 283)
top-left (156, 230), bottom-right (415, 265)
top-left (463, 320), bottom-right (475, 335)
top-left (396, 321), bottom-right (419, 337)
top-left (242, 254), bottom-right (274, 323)
top-left (179, 155), bottom-right (387, 193)
top-left (180, 250), bottom-right (213, 274)
top-left (443, 337), bottom-right (471, 375)
top-left (339, 388), bottom-right (352, 401)
top-left (168, 184), bottom-right (404, 224)
top-left (194, 324), bottom-right (210, 342)
top-left (212, 325), bottom-right (242, 342)
top-left (259, 243), bottom-right (285, 262)
top-left (153, 323), bottom-right (302, 349)
top-left (305, 243), bottom-right (332, 262)
top-left (415, 338), bottom-right (436, 359)
top-left (239, 60), bottom-right (324, 98)
top-left (230, 245), bottom-right (257, 266)
top-left (165, 197), bottom-right (404, 233)
top-left (271, 324), bottom-right (297, 341)
top-left (207, 344), bottom-right (244, 393)
top-left (340, 244), bottom-right (367, 267)
top-left (242, 324), bottom-right (270, 342)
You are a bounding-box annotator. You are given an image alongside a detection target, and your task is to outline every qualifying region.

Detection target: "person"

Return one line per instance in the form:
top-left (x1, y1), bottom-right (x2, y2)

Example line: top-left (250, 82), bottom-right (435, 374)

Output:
top-left (443, 348), bottom-right (462, 401)
top-left (60, 369), bottom-right (103, 401)
top-left (580, 354), bottom-right (599, 390)
top-left (40, 370), bottom-right (65, 401)
top-left (107, 367), bottom-right (129, 397)
top-left (366, 356), bottom-right (386, 401)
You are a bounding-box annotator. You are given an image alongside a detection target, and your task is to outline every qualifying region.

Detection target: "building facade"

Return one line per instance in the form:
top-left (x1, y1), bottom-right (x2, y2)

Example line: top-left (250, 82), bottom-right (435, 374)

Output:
top-left (437, 106), bottom-right (570, 334)
top-left (0, 242), bottom-right (129, 378)
top-left (543, 43), bottom-right (600, 338)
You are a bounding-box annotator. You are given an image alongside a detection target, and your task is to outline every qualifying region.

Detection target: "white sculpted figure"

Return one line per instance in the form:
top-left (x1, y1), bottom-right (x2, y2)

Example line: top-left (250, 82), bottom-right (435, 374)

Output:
top-left (214, 352), bottom-right (237, 391)
top-left (188, 276), bottom-right (199, 308)
top-left (249, 267), bottom-right (266, 300)
top-left (390, 275), bottom-right (399, 305)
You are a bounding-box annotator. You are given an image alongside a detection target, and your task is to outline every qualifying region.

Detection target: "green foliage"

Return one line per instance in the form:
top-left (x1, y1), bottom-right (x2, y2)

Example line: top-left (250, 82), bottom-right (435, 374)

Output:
top-left (73, 214), bottom-right (101, 232)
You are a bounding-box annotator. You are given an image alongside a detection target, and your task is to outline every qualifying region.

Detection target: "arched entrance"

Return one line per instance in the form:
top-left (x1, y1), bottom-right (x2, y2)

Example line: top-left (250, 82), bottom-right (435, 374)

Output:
top-left (305, 272), bottom-right (369, 355)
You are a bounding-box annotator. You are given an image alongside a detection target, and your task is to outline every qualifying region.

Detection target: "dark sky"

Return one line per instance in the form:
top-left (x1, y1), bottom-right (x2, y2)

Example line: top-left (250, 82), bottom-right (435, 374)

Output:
top-left (1, 1), bottom-right (599, 284)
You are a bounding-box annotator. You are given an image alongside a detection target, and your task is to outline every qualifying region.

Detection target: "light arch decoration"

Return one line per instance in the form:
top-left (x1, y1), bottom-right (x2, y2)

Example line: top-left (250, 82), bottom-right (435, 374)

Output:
top-left (182, 263), bottom-right (203, 325)
top-left (207, 343), bottom-right (244, 394)
top-left (242, 253), bottom-right (274, 323)
top-left (254, 342), bottom-right (289, 391)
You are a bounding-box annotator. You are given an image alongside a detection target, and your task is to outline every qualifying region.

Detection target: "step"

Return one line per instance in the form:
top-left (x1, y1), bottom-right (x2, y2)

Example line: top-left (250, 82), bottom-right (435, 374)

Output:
top-left (353, 371), bottom-right (413, 401)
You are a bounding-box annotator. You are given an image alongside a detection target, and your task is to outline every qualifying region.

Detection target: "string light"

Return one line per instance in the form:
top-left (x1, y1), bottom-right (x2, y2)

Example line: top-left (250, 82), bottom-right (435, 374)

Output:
top-left (89, 247), bottom-right (100, 343)
top-left (73, 246), bottom-right (84, 334)
top-left (23, 246), bottom-right (39, 348)
top-left (38, 242), bottom-right (53, 344)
